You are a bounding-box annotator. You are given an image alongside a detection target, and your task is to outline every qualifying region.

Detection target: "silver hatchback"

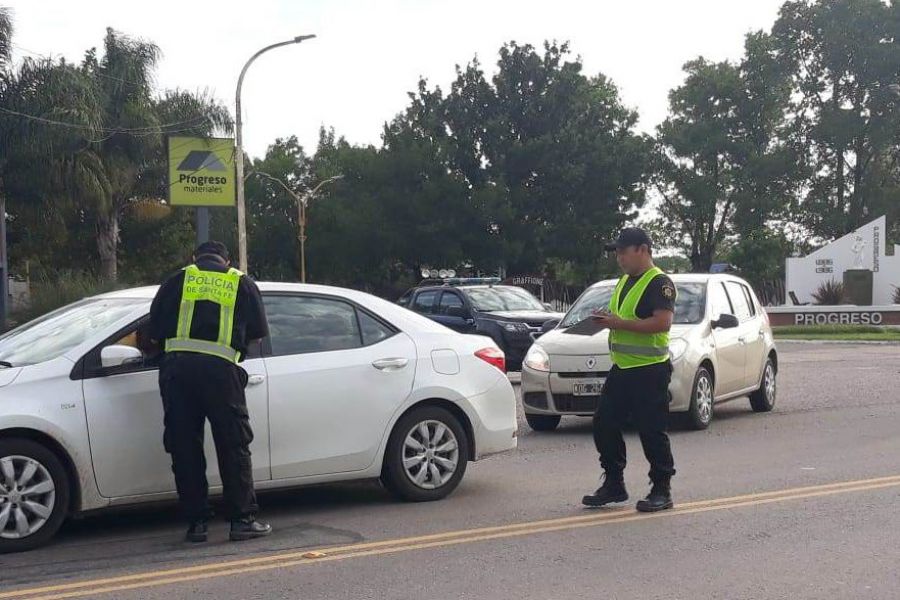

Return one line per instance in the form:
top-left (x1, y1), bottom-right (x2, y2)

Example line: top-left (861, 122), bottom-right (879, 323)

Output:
top-left (520, 274), bottom-right (778, 431)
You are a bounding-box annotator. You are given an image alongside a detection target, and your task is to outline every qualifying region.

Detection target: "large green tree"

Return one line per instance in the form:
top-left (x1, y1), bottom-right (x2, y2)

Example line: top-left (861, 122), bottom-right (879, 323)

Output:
top-left (653, 31), bottom-right (797, 273)
top-left (390, 41), bottom-right (651, 279)
top-left (773, 0), bottom-right (900, 240)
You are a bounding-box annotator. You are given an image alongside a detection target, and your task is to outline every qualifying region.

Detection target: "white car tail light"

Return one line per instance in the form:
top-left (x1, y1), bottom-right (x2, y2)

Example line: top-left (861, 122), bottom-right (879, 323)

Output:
top-left (475, 347), bottom-right (506, 373)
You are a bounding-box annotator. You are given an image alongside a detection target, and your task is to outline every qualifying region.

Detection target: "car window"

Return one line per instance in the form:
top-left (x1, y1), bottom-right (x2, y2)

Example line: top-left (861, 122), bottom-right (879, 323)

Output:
top-left (561, 281), bottom-right (706, 327)
top-left (437, 292), bottom-right (464, 315)
top-left (740, 284), bottom-right (757, 317)
top-left (358, 310), bottom-right (397, 346)
top-left (412, 290), bottom-right (439, 315)
top-left (264, 295), bottom-right (363, 356)
top-left (708, 282), bottom-right (734, 319)
top-left (671, 283), bottom-right (706, 324)
top-left (724, 282), bottom-right (753, 322)
top-left (86, 319), bottom-right (162, 375)
top-left (560, 284), bottom-right (616, 327)
top-left (0, 298), bottom-right (147, 367)
top-left (397, 291), bottom-right (412, 307)
top-left (465, 286), bottom-right (545, 312)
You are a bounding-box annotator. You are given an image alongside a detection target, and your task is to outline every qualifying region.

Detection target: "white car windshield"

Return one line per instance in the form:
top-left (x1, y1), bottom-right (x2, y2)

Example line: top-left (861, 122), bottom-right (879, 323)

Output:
top-left (0, 298), bottom-right (147, 366)
top-left (560, 281), bottom-right (707, 327)
top-left (465, 287), bottom-right (545, 312)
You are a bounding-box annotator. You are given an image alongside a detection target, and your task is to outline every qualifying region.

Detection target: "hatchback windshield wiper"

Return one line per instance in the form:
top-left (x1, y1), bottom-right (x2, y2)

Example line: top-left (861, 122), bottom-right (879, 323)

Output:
top-left (0, 361), bottom-right (14, 368)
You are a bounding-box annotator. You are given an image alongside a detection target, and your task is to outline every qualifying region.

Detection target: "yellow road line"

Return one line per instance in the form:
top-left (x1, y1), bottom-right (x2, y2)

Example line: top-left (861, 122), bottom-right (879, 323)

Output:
top-left (4, 474), bottom-right (900, 600)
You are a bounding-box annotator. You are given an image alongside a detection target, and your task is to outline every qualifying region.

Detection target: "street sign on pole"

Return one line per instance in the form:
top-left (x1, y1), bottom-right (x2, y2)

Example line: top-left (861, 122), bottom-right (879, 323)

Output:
top-left (168, 136), bottom-right (236, 207)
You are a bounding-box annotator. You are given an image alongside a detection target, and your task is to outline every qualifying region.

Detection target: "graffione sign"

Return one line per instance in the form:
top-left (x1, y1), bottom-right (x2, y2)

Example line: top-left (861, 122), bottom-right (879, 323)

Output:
top-left (168, 137), bottom-right (236, 206)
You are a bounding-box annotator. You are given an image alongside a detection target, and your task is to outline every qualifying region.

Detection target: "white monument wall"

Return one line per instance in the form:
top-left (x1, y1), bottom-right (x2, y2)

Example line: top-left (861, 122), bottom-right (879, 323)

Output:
top-left (785, 216), bottom-right (900, 305)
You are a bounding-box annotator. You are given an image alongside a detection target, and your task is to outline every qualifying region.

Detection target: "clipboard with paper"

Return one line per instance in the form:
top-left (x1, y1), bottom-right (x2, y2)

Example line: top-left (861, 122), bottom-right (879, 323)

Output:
top-left (561, 316), bottom-right (608, 336)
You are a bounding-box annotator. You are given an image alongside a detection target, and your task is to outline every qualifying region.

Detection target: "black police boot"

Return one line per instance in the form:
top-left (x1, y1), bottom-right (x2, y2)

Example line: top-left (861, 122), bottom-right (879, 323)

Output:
top-left (582, 473), bottom-right (628, 507)
top-left (185, 520), bottom-right (208, 543)
top-left (636, 480), bottom-right (674, 513)
top-left (230, 517), bottom-right (273, 541)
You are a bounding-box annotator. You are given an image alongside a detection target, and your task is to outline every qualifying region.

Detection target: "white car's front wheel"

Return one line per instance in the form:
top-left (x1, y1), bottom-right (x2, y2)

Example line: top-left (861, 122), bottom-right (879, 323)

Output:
top-left (686, 367), bottom-right (714, 430)
top-left (381, 406), bottom-right (469, 502)
top-left (0, 438), bottom-right (70, 553)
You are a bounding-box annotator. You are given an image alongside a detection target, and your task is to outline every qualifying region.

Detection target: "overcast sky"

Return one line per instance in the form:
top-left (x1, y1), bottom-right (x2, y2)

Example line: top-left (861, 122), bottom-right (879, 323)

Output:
top-left (6, 0), bottom-right (786, 159)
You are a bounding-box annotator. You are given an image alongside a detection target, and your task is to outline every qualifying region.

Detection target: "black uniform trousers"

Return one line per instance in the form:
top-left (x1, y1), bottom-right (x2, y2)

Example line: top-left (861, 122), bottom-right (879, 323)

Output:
top-left (159, 352), bottom-right (258, 522)
top-left (592, 360), bottom-right (676, 484)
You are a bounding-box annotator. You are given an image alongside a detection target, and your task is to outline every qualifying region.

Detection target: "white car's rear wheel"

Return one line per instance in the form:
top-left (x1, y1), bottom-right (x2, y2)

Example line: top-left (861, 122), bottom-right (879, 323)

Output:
top-left (382, 406), bottom-right (469, 502)
top-left (749, 358), bottom-right (777, 413)
top-left (0, 439), bottom-right (69, 553)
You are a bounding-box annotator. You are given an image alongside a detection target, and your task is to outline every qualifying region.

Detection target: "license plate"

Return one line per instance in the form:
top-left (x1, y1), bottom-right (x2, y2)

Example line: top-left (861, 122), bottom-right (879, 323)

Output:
top-left (573, 382), bottom-right (603, 396)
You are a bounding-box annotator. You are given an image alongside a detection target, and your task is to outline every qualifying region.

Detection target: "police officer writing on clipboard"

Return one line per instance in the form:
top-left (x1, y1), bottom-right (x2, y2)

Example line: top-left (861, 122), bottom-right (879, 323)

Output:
top-left (150, 241), bottom-right (272, 542)
top-left (582, 228), bottom-right (678, 513)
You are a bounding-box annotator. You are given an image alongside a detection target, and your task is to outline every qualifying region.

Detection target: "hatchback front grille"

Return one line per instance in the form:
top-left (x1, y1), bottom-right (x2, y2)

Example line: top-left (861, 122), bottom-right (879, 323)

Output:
top-left (553, 394), bottom-right (600, 413)
top-left (557, 371), bottom-right (609, 379)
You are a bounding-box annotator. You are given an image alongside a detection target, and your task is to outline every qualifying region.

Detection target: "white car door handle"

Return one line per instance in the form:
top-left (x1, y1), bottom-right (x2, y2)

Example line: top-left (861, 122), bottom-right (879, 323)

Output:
top-left (248, 374), bottom-right (266, 386)
top-left (373, 358), bottom-right (409, 371)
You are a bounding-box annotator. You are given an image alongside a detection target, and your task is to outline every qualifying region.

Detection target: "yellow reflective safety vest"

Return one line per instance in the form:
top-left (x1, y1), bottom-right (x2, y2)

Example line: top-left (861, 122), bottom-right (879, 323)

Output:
top-left (164, 264), bottom-right (244, 363)
top-left (608, 266), bottom-right (673, 369)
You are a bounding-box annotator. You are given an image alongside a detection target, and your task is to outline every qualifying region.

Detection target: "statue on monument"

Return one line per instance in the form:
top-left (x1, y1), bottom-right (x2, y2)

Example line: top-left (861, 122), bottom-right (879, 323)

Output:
top-left (850, 234), bottom-right (867, 269)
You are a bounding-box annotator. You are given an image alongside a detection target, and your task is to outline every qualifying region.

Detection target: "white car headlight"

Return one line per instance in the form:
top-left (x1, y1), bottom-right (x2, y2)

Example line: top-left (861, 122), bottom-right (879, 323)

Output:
top-left (669, 338), bottom-right (688, 362)
top-left (524, 344), bottom-right (551, 372)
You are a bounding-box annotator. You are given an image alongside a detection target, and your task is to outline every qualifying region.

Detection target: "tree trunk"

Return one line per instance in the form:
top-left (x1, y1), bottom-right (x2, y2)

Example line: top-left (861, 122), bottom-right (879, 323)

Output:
top-left (97, 209), bottom-right (119, 282)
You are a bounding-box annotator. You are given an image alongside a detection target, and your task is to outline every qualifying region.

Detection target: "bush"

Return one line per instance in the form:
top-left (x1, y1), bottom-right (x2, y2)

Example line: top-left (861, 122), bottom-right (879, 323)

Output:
top-left (811, 280), bottom-right (846, 305)
top-left (6, 272), bottom-right (122, 331)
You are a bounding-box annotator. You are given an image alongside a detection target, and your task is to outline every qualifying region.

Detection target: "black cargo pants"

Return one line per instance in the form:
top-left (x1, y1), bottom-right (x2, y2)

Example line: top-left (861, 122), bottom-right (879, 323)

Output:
top-left (159, 352), bottom-right (258, 522)
top-left (592, 360), bottom-right (676, 484)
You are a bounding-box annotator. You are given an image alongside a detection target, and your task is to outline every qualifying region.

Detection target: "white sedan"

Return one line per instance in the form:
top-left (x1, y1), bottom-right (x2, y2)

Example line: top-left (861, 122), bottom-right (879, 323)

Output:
top-left (0, 283), bottom-right (517, 552)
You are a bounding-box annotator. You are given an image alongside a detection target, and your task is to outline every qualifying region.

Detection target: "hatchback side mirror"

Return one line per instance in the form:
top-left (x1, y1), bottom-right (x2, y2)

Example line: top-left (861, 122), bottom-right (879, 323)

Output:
top-left (543, 302), bottom-right (553, 311)
top-left (712, 313), bottom-right (740, 330)
top-left (101, 345), bottom-right (144, 369)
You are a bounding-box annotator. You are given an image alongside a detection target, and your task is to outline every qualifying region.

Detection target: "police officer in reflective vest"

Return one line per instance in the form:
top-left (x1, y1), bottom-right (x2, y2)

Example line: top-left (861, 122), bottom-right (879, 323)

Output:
top-left (150, 241), bottom-right (271, 542)
top-left (582, 228), bottom-right (678, 512)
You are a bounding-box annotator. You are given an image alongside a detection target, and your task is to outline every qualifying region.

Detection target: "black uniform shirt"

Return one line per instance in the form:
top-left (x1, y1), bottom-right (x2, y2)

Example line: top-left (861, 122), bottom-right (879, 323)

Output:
top-left (149, 257), bottom-right (269, 360)
top-left (617, 271), bottom-right (676, 319)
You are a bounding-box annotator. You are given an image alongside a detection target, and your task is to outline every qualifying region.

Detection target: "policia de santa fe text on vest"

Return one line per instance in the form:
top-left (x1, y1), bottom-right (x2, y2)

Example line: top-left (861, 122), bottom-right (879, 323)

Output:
top-left (582, 228), bottom-right (678, 513)
top-left (149, 241), bottom-right (272, 543)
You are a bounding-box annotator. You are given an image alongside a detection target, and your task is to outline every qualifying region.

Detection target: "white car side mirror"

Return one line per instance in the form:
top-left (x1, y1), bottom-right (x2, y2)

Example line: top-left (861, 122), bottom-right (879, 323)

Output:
top-left (101, 345), bottom-right (144, 369)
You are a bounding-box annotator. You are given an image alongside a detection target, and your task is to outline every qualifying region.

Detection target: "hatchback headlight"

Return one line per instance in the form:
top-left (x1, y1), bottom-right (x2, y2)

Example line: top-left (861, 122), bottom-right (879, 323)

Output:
top-left (501, 321), bottom-right (527, 333)
top-left (669, 338), bottom-right (688, 362)
top-left (524, 345), bottom-right (551, 372)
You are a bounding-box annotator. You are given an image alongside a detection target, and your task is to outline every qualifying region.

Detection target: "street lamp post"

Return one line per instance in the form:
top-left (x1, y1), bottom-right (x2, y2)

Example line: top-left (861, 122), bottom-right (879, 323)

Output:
top-left (297, 175), bottom-right (343, 283)
top-left (235, 35), bottom-right (316, 273)
top-left (248, 172), bottom-right (342, 282)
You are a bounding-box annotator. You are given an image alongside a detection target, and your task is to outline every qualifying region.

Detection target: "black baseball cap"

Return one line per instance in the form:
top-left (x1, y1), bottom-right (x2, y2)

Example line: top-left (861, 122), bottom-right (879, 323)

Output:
top-left (194, 241), bottom-right (230, 261)
top-left (604, 227), bottom-right (653, 252)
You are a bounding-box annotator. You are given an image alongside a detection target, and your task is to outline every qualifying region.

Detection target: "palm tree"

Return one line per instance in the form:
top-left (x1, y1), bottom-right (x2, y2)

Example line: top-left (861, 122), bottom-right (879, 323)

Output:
top-left (78, 30), bottom-right (232, 281)
top-left (0, 7), bottom-right (12, 69)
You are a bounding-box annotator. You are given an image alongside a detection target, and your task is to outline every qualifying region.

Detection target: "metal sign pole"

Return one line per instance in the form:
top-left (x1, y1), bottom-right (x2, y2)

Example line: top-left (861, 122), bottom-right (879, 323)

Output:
top-left (196, 207), bottom-right (210, 245)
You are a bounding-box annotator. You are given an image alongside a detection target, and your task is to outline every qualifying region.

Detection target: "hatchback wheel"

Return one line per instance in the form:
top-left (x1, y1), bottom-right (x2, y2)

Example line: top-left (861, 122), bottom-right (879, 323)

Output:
top-left (0, 438), bottom-right (70, 553)
top-left (686, 367), bottom-right (714, 430)
top-left (382, 406), bottom-right (469, 502)
top-left (749, 358), bottom-right (777, 413)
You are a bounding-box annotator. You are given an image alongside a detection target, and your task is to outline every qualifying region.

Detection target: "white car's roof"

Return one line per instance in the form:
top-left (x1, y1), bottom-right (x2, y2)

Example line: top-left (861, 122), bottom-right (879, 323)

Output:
top-left (586, 273), bottom-right (745, 289)
top-left (91, 282), bottom-right (453, 335)
top-left (94, 282), bottom-right (378, 301)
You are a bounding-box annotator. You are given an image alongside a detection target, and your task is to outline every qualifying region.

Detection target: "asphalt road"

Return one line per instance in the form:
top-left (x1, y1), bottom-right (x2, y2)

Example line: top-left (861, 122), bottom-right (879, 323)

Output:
top-left (3, 342), bottom-right (900, 600)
